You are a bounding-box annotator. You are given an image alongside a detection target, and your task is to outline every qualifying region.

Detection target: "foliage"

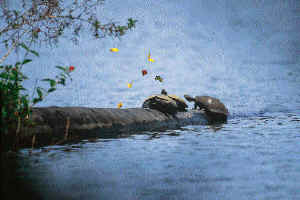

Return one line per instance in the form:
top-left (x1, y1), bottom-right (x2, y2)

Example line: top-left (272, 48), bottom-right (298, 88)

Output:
top-left (0, 43), bottom-right (75, 149)
top-left (0, 0), bottom-right (137, 151)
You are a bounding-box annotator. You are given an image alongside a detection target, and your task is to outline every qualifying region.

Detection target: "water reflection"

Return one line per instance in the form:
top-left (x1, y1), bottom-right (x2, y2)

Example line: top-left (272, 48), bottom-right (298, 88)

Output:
top-left (3, 112), bottom-right (298, 200)
top-left (207, 124), bottom-right (224, 132)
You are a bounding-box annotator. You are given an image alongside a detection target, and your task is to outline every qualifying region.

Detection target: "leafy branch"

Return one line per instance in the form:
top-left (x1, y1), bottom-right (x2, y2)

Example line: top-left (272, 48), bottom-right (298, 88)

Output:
top-left (0, 0), bottom-right (137, 63)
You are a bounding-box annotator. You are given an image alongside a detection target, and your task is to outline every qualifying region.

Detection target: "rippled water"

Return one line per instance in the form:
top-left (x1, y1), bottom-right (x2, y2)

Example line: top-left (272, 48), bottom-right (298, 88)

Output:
top-left (4, 112), bottom-right (296, 200)
top-left (2, 0), bottom-right (300, 199)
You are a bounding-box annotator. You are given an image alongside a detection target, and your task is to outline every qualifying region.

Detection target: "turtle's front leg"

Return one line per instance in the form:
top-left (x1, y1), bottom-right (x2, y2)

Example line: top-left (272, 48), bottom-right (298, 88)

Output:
top-left (193, 104), bottom-right (197, 110)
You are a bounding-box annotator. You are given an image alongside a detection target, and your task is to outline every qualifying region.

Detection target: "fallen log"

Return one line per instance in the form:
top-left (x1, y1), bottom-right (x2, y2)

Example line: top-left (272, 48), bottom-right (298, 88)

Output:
top-left (15, 107), bottom-right (208, 148)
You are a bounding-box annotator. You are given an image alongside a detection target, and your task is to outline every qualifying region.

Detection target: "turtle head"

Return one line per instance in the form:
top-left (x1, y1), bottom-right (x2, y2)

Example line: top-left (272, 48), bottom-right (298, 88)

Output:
top-left (184, 94), bottom-right (195, 102)
top-left (161, 89), bottom-right (168, 95)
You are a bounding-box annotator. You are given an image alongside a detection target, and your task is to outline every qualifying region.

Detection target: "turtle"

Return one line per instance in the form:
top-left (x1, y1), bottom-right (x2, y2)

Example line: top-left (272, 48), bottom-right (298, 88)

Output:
top-left (184, 94), bottom-right (229, 123)
top-left (142, 89), bottom-right (188, 115)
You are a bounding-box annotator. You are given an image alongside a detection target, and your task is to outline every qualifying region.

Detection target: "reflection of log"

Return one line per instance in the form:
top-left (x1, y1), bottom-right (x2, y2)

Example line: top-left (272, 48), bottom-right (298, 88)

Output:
top-left (17, 107), bottom-right (208, 148)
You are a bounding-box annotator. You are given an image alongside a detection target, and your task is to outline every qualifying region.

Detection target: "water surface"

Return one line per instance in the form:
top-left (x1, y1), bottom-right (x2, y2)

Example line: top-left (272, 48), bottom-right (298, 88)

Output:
top-left (1, 0), bottom-right (299, 199)
top-left (14, 112), bottom-right (300, 200)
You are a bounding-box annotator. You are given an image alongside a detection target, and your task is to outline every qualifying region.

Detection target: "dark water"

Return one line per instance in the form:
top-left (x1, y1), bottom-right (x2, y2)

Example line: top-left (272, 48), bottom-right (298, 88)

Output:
top-left (1, 0), bottom-right (300, 199)
top-left (4, 112), bottom-right (299, 200)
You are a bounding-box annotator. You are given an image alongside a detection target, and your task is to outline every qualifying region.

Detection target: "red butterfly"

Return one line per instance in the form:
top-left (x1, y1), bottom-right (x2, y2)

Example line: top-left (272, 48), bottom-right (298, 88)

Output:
top-left (142, 69), bottom-right (148, 76)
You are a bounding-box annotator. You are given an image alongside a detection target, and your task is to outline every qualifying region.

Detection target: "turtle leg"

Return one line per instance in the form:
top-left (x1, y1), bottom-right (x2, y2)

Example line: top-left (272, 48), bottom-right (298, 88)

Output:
top-left (198, 104), bottom-right (205, 110)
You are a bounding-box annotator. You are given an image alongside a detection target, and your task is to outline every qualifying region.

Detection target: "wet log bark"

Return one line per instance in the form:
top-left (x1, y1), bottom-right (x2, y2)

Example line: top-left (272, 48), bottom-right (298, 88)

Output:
top-left (15, 107), bottom-right (208, 148)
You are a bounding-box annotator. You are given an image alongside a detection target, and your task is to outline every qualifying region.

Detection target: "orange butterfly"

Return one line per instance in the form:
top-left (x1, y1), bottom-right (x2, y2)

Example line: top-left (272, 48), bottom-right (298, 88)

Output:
top-left (117, 102), bottom-right (123, 108)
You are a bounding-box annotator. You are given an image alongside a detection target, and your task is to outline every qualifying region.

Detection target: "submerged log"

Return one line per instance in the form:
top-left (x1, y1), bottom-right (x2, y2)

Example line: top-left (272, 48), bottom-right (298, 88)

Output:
top-left (16, 107), bottom-right (208, 148)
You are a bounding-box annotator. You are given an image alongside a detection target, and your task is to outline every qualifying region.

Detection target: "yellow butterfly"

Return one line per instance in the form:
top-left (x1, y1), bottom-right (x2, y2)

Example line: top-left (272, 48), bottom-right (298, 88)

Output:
top-left (127, 82), bottom-right (133, 88)
top-left (110, 48), bottom-right (119, 52)
top-left (148, 52), bottom-right (155, 62)
top-left (117, 102), bottom-right (123, 108)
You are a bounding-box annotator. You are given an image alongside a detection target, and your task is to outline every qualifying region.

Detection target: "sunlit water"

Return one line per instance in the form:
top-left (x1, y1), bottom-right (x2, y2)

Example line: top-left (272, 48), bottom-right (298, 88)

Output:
top-left (2, 0), bottom-right (300, 199)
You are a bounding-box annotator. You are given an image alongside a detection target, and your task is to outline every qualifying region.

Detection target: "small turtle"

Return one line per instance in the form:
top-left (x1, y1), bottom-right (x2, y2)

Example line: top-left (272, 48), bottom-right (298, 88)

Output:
top-left (143, 89), bottom-right (188, 115)
top-left (184, 94), bottom-right (229, 123)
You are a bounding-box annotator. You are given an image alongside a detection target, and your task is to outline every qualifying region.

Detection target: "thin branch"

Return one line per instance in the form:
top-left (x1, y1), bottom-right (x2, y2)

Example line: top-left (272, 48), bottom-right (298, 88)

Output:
top-left (0, 29), bottom-right (30, 64)
top-left (0, 41), bottom-right (17, 64)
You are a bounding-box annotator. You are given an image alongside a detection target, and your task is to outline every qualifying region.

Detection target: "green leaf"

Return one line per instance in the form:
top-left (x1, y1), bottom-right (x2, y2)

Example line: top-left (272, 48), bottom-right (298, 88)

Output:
top-left (19, 43), bottom-right (39, 57)
top-left (37, 87), bottom-right (43, 98)
top-left (30, 50), bottom-right (39, 57)
top-left (60, 73), bottom-right (67, 78)
top-left (47, 88), bottom-right (56, 93)
top-left (20, 96), bottom-right (29, 104)
top-left (56, 66), bottom-right (66, 72)
top-left (33, 98), bottom-right (42, 104)
top-left (22, 59), bottom-right (32, 65)
top-left (41, 78), bottom-right (52, 82)
top-left (18, 85), bottom-right (26, 91)
top-left (19, 43), bottom-right (30, 51)
top-left (50, 80), bottom-right (56, 87)
top-left (59, 78), bottom-right (66, 85)
top-left (42, 78), bottom-right (56, 87)
top-left (14, 62), bottom-right (21, 67)
top-left (0, 72), bottom-right (9, 79)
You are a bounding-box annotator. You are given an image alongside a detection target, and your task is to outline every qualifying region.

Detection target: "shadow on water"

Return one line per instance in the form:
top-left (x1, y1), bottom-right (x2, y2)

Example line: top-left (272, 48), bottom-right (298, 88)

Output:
top-left (1, 153), bottom-right (42, 200)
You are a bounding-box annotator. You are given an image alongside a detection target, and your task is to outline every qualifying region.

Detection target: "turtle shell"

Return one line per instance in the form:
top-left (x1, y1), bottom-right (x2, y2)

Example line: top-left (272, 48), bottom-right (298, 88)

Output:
top-left (167, 94), bottom-right (188, 111)
top-left (195, 96), bottom-right (229, 116)
top-left (142, 94), bottom-right (186, 115)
